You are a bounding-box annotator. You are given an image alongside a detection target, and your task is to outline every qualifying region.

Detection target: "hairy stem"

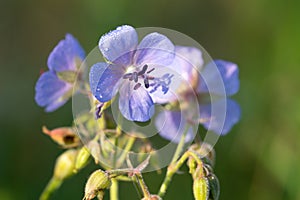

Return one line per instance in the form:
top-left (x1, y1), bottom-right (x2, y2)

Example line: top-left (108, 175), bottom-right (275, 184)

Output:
top-left (135, 173), bottom-right (151, 199)
top-left (158, 133), bottom-right (203, 198)
top-left (158, 125), bottom-right (189, 197)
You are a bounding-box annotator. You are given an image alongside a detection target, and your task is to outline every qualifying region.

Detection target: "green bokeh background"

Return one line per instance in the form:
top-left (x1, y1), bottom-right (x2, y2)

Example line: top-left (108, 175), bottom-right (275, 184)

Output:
top-left (1, 0), bottom-right (299, 199)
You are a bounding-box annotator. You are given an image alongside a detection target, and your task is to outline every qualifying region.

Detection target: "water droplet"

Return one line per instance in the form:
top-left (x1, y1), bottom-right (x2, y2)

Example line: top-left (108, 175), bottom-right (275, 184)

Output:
top-left (104, 48), bottom-right (109, 51)
top-left (116, 27), bottom-right (122, 30)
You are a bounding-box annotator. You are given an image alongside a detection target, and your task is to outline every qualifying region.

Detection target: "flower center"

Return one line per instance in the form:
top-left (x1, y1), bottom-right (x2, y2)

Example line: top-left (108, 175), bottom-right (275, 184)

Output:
top-left (122, 64), bottom-right (174, 95)
top-left (122, 64), bottom-right (155, 90)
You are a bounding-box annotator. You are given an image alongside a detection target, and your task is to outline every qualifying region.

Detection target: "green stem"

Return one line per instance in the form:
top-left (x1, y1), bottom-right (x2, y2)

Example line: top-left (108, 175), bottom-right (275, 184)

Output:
top-left (116, 136), bottom-right (136, 168)
top-left (110, 179), bottom-right (119, 200)
top-left (113, 113), bottom-right (123, 168)
top-left (113, 137), bottom-right (119, 168)
top-left (108, 168), bottom-right (133, 177)
top-left (98, 112), bottom-right (106, 130)
top-left (116, 112), bottom-right (122, 136)
top-left (132, 175), bottom-right (143, 199)
top-left (170, 125), bottom-right (189, 164)
top-left (39, 177), bottom-right (62, 200)
top-left (158, 154), bottom-right (187, 197)
top-left (107, 169), bottom-right (149, 199)
top-left (115, 175), bottom-right (132, 182)
top-left (157, 125), bottom-right (192, 198)
top-left (158, 169), bottom-right (172, 198)
top-left (135, 173), bottom-right (151, 199)
top-left (158, 150), bottom-right (203, 198)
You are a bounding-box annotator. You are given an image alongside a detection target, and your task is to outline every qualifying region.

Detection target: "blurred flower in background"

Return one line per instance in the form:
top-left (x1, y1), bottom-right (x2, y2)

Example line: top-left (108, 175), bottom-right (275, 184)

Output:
top-left (156, 46), bottom-right (240, 143)
top-left (35, 34), bottom-right (85, 112)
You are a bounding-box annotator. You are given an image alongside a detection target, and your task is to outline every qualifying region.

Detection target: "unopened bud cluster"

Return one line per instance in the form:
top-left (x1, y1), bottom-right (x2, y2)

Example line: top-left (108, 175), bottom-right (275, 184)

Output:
top-left (54, 149), bottom-right (78, 180)
top-left (188, 143), bottom-right (220, 200)
top-left (84, 169), bottom-right (111, 200)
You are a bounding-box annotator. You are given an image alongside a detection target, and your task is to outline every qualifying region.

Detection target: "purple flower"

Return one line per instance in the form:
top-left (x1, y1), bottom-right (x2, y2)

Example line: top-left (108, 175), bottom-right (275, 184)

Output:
top-left (35, 34), bottom-right (85, 112)
top-left (89, 25), bottom-right (176, 122)
top-left (155, 46), bottom-right (241, 143)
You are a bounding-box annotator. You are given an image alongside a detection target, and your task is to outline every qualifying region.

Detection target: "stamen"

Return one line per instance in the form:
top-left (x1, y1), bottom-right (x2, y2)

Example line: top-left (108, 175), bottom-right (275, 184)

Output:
top-left (123, 65), bottom-right (157, 89)
top-left (134, 83), bottom-right (142, 90)
top-left (162, 85), bottom-right (169, 94)
top-left (138, 64), bottom-right (148, 75)
top-left (129, 75), bottom-right (133, 81)
top-left (123, 73), bottom-right (132, 79)
top-left (95, 103), bottom-right (104, 119)
top-left (144, 77), bottom-right (150, 88)
top-left (147, 68), bottom-right (155, 74)
top-left (133, 72), bottom-right (138, 83)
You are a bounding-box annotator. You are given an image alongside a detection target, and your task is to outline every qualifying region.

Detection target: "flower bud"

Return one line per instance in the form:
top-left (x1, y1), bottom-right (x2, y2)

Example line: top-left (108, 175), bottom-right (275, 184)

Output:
top-left (42, 126), bottom-right (81, 148)
top-left (193, 177), bottom-right (209, 200)
top-left (84, 169), bottom-right (111, 200)
top-left (74, 147), bottom-right (90, 172)
top-left (54, 149), bottom-right (77, 180)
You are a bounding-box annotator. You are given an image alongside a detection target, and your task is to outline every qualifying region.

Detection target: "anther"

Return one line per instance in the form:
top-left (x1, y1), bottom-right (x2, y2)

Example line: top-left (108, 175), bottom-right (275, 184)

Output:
top-left (133, 72), bottom-right (138, 83)
top-left (138, 64), bottom-right (148, 75)
top-left (123, 73), bottom-right (132, 79)
top-left (144, 77), bottom-right (150, 88)
top-left (134, 83), bottom-right (142, 90)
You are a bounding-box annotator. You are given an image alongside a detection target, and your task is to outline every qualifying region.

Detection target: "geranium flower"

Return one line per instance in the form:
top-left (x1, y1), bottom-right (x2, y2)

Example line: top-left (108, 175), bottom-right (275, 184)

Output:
top-left (155, 46), bottom-right (241, 143)
top-left (35, 34), bottom-right (85, 112)
top-left (89, 25), bottom-right (177, 122)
